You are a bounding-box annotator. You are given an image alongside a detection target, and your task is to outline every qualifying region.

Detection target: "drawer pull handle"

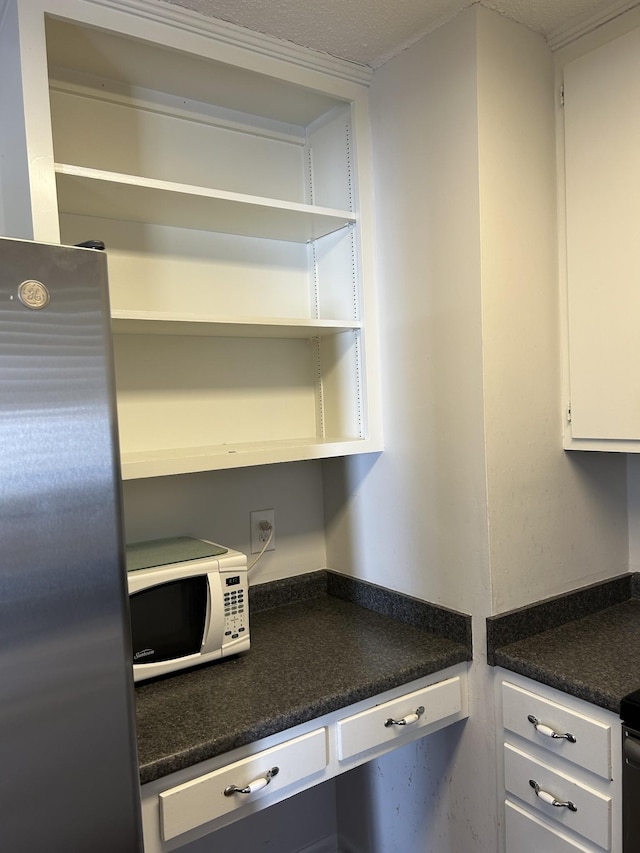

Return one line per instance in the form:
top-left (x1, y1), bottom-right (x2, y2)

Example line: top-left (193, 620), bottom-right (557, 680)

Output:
top-left (529, 779), bottom-right (577, 812)
top-left (385, 705), bottom-right (425, 727)
top-left (527, 714), bottom-right (576, 743)
top-left (223, 766), bottom-right (279, 797)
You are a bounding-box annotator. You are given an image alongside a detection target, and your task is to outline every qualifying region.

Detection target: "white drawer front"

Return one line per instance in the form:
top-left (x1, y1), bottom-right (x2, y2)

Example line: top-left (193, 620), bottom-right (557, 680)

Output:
top-left (159, 728), bottom-right (327, 840)
top-left (502, 681), bottom-right (612, 779)
top-left (337, 676), bottom-right (462, 761)
top-left (505, 800), bottom-right (600, 853)
top-left (504, 744), bottom-right (611, 850)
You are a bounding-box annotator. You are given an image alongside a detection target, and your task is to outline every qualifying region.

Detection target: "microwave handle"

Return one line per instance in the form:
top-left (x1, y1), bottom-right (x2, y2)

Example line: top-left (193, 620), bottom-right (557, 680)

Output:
top-left (201, 570), bottom-right (224, 654)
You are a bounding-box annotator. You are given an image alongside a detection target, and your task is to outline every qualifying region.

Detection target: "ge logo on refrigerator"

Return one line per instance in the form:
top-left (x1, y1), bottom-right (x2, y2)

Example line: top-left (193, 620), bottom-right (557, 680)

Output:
top-left (18, 279), bottom-right (50, 310)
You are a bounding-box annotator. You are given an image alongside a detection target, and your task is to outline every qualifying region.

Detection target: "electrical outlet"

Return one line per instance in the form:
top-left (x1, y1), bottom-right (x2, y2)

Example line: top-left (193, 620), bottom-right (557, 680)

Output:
top-left (250, 509), bottom-right (275, 554)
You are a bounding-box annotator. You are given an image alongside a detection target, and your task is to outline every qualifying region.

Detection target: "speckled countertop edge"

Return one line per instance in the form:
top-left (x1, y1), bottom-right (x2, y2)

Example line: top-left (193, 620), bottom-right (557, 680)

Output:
top-left (486, 573), bottom-right (633, 664)
top-left (487, 573), bottom-right (640, 713)
top-left (250, 569), bottom-right (472, 650)
top-left (135, 572), bottom-right (472, 784)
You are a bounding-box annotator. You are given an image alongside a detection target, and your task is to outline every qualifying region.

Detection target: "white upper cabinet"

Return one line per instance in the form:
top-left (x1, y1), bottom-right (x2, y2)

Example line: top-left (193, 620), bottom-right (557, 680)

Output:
top-left (1, 0), bottom-right (381, 477)
top-left (560, 24), bottom-right (640, 450)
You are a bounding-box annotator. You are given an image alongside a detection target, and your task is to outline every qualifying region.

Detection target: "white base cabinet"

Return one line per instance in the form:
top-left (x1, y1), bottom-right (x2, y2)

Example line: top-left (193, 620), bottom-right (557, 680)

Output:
top-left (140, 665), bottom-right (469, 852)
top-left (0, 0), bottom-right (382, 477)
top-left (496, 670), bottom-right (621, 853)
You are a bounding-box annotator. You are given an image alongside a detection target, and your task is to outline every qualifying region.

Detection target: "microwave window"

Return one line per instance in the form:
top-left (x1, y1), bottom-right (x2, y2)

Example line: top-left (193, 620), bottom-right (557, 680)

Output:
top-left (130, 576), bottom-right (208, 664)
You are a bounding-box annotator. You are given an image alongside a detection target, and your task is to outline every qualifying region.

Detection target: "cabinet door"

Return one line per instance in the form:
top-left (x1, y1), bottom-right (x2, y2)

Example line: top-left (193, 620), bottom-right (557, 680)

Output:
top-left (336, 676), bottom-right (463, 761)
top-left (159, 728), bottom-right (328, 841)
top-left (504, 744), bottom-right (611, 850)
top-left (501, 681), bottom-right (612, 780)
top-left (505, 800), bottom-right (600, 853)
top-left (563, 27), bottom-right (640, 445)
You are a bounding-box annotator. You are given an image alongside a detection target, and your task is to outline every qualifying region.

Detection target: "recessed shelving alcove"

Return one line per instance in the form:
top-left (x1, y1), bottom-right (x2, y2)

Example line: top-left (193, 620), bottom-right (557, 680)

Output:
top-left (3, 1), bottom-right (381, 478)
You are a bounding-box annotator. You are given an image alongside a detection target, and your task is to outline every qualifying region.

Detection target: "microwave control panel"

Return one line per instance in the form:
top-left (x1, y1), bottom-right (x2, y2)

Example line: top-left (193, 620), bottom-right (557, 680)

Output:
top-left (222, 572), bottom-right (249, 647)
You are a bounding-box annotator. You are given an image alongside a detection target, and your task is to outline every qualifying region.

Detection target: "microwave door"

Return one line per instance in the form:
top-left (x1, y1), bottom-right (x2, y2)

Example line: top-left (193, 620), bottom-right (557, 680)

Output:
top-left (130, 574), bottom-right (209, 664)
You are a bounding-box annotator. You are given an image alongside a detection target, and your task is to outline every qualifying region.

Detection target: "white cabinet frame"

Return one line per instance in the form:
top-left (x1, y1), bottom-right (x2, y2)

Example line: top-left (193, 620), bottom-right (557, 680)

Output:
top-left (140, 663), bottom-right (469, 852)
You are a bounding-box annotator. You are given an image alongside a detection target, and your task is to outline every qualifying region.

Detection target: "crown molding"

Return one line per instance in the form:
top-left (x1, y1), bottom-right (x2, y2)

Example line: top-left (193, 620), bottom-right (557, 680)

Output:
top-left (82, 0), bottom-right (373, 85)
top-left (547, 0), bottom-right (640, 50)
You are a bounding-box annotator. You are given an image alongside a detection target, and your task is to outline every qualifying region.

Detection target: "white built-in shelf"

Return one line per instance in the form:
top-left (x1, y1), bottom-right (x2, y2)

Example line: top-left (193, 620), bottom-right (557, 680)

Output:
top-left (110, 310), bottom-right (361, 338)
top-left (28, 11), bottom-right (383, 479)
top-left (55, 164), bottom-right (356, 243)
top-left (120, 437), bottom-right (370, 480)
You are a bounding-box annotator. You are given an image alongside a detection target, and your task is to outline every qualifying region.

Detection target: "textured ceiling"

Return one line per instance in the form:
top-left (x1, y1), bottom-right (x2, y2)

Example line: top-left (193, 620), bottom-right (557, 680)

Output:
top-left (157, 0), bottom-right (629, 66)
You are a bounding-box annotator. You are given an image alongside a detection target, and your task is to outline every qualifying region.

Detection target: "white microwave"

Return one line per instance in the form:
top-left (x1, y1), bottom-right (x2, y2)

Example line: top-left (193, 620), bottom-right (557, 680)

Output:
top-left (126, 537), bottom-right (249, 682)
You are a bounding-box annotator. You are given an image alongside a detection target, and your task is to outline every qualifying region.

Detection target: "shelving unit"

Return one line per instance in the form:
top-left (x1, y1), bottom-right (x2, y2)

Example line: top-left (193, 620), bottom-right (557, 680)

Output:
top-left (0, 0), bottom-right (381, 479)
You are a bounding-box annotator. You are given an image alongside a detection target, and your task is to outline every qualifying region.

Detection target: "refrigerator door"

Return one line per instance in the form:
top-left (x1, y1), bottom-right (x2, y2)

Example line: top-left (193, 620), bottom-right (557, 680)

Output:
top-left (0, 237), bottom-right (143, 851)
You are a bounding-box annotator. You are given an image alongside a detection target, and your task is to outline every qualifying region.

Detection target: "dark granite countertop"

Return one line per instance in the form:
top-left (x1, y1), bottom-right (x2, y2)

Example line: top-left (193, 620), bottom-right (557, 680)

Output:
top-left (487, 573), bottom-right (640, 714)
top-left (135, 571), bottom-right (472, 785)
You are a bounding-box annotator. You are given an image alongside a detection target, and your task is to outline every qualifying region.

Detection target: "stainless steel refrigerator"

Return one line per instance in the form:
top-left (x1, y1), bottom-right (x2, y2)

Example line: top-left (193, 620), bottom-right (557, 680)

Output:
top-left (0, 236), bottom-right (144, 851)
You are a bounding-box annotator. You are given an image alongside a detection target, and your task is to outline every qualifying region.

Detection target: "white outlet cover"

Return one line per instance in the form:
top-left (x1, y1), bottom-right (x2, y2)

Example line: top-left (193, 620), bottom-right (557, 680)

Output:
top-left (250, 509), bottom-right (275, 554)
